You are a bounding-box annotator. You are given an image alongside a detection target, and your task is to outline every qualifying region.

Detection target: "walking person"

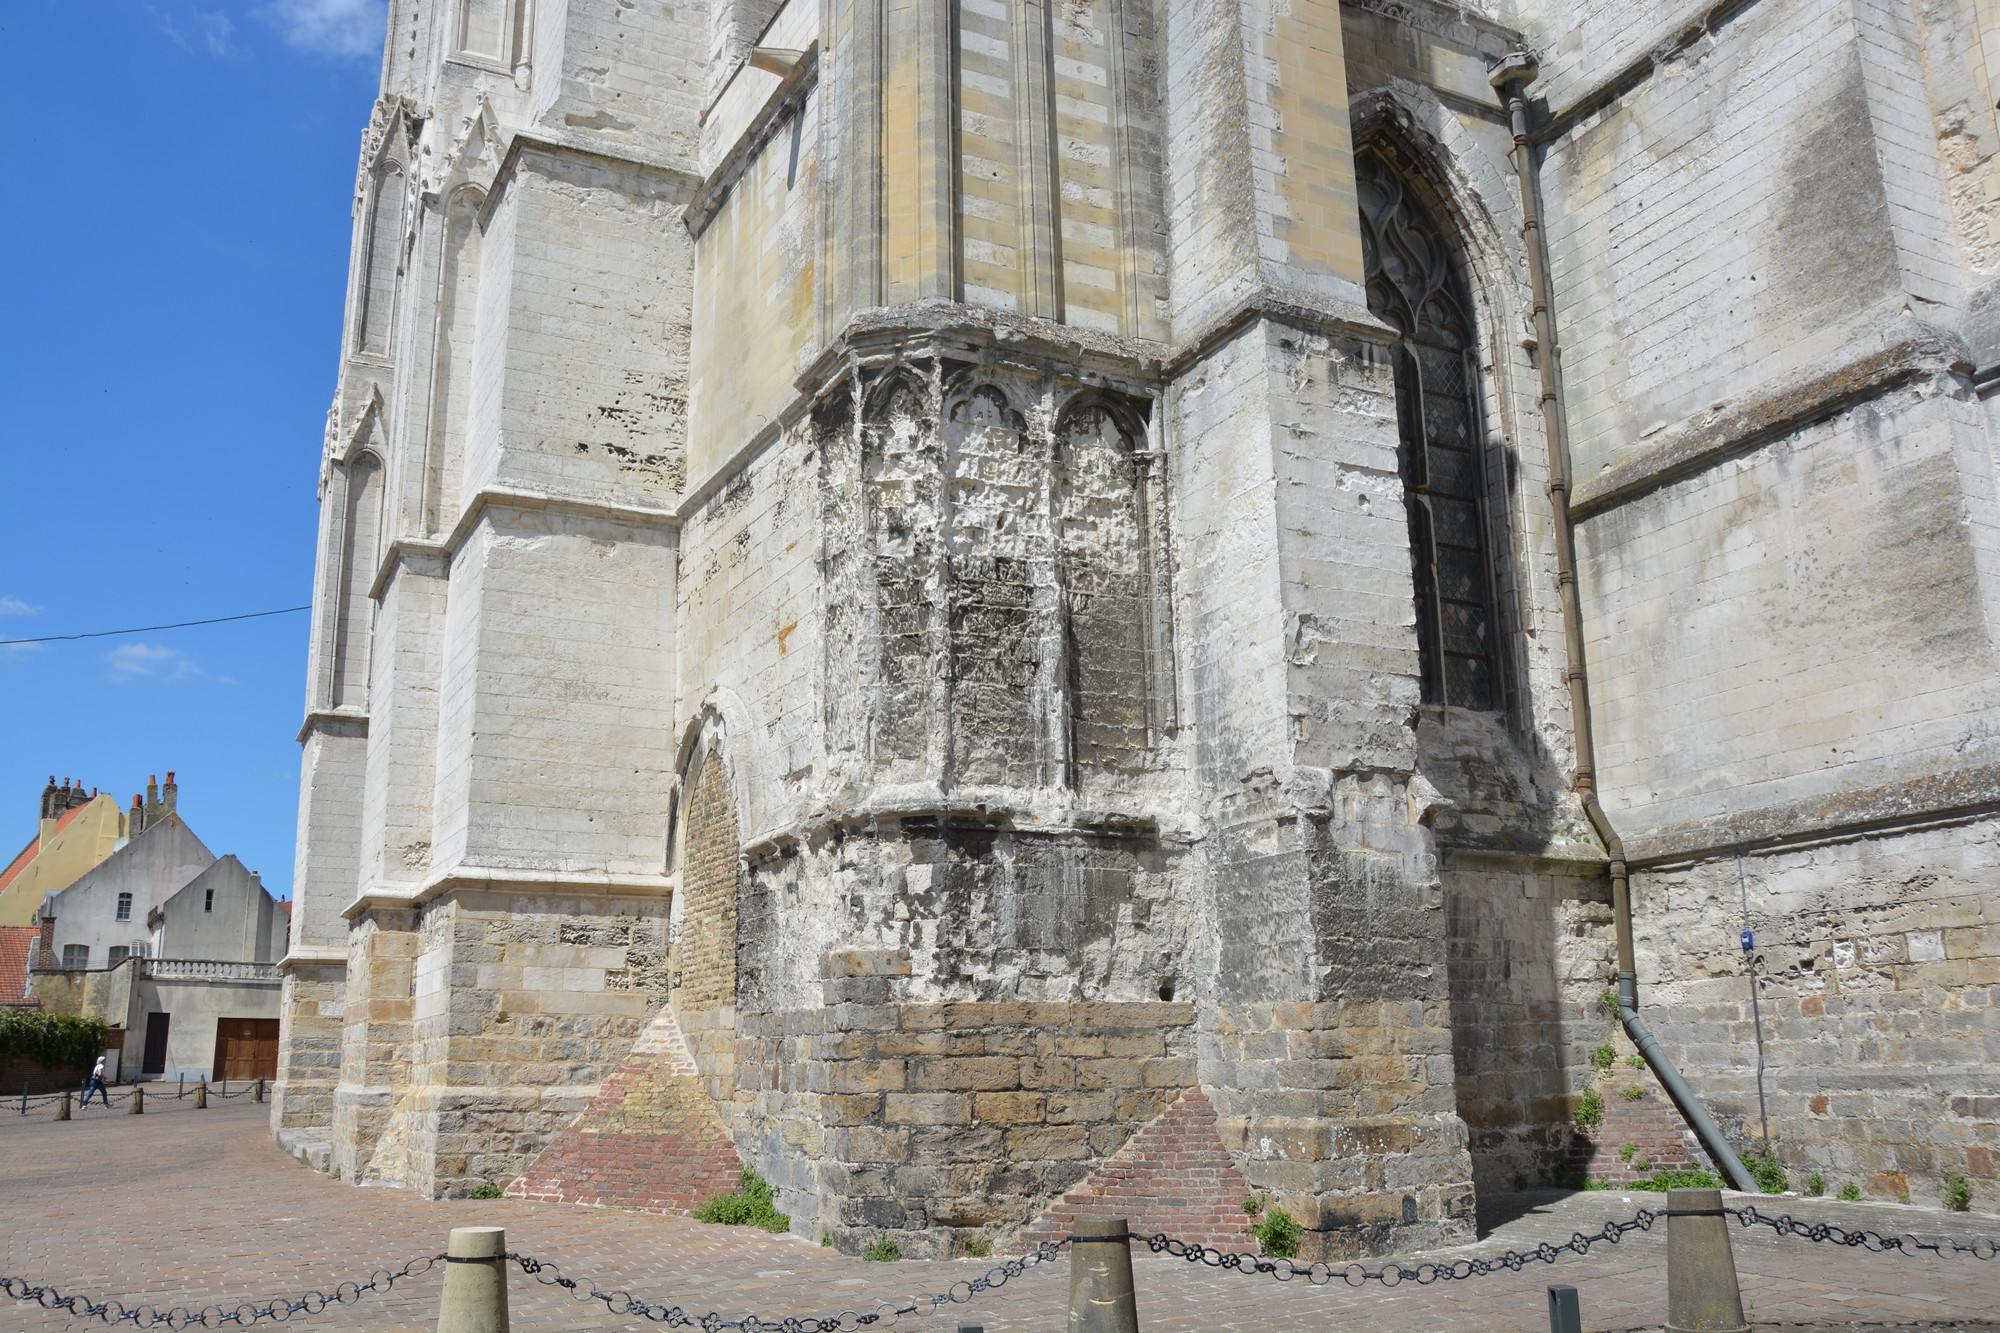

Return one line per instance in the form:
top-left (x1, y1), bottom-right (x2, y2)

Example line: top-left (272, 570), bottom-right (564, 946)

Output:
top-left (80, 1055), bottom-right (108, 1108)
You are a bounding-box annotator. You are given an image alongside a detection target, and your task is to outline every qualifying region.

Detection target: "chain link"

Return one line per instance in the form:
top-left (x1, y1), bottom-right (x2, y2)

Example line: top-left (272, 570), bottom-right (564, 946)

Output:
top-left (1727, 1205), bottom-right (2000, 1260)
top-left (7, 1206), bottom-right (1992, 1329)
top-left (0, 1254), bottom-right (441, 1326)
top-left (506, 1239), bottom-right (1069, 1331)
top-left (1140, 1212), bottom-right (1659, 1287)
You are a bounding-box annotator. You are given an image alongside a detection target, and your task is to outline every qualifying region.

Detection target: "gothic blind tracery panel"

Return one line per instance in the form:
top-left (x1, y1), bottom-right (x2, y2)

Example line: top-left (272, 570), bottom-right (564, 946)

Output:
top-left (1357, 145), bottom-right (1501, 711)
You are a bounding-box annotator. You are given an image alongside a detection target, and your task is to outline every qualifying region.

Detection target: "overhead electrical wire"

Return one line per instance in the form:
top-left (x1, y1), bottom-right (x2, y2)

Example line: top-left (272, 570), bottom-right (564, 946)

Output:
top-left (0, 605), bottom-right (311, 646)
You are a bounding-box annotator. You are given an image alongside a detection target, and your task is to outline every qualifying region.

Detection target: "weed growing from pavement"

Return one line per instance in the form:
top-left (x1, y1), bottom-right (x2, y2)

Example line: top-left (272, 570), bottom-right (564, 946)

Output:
top-left (1742, 1142), bottom-right (1790, 1194)
top-left (1805, 1172), bottom-right (1826, 1196)
top-left (863, 1237), bottom-right (902, 1262)
top-left (468, 1182), bottom-right (504, 1199)
top-left (1945, 1175), bottom-right (1972, 1212)
top-left (1837, 1181), bottom-right (1862, 1201)
top-left (1249, 1204), bottom-right (1300, 1259)
top-left (1593, 1042), bottom-right (1616, 1072)
top-left (965, 1238), bottom-right (991, 1258)
top-left (693, 1169), bottom-right (790, 1234)
top-left (1622, 1086), bottom-right (1645, 1101)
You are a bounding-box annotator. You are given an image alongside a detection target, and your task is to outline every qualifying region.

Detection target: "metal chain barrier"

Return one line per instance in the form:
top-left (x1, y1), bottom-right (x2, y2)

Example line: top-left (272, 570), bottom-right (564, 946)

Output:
top-left (0, 1255), bottom-right (441, 1327)
top-left (1727, 1204), bottom-right (2000, 1260)
top-left (506, 1238), bottom-right (1070, 1331)
top-left (1141, 1211), bottom-right (1659, 1287)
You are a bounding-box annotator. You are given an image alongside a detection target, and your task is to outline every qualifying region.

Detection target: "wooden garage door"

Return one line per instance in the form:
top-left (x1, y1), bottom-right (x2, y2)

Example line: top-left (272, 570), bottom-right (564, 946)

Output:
top-left (212, 1018), bottom-right (279, 1081)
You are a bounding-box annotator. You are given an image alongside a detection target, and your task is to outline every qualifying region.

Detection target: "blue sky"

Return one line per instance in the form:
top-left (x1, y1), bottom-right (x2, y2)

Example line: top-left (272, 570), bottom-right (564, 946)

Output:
top-left (0, 2), bottom-right (389, 897)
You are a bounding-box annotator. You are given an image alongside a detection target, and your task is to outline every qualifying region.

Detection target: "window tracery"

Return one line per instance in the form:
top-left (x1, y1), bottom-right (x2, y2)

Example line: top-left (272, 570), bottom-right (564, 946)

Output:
top-left (1357, 145), bottom-right (1501, 712)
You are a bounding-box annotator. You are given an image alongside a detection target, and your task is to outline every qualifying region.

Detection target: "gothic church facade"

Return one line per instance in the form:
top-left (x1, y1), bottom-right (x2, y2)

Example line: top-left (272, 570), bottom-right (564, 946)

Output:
top-left (275, 0), bottom-right (2000, 1257)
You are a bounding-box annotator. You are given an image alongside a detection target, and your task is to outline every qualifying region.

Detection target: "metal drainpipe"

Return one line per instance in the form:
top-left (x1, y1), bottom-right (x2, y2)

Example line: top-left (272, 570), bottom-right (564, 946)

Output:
top-left (1488, 52), bottom-right (1757, 1195)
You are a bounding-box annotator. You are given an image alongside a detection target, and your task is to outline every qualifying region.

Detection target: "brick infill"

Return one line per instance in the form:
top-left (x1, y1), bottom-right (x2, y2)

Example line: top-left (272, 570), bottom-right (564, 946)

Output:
top-left (1022, 1087), bottom-right (1258, 1250)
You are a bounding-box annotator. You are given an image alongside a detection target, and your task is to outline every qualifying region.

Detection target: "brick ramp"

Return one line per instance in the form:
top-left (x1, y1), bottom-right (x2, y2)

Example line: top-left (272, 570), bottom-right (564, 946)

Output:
top-left (1021, 1089), bottom-right (1257, 1250)
top-left (508, 1003), bottom-right (744, 1213)
top-left (1569, 1038), bottom-right (1705, 1186)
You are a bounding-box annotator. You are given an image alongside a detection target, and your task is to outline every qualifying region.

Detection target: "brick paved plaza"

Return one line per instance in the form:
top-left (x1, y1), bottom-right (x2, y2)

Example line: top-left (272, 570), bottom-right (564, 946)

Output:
top-left (2, 1097), bottom-right (1996, 1331)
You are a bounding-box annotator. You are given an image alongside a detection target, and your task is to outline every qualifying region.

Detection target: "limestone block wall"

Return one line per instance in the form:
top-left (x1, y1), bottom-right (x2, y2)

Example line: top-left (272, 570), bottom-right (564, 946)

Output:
top-left (1627, 820), bottom-right (2000, 1203)
top-left (1442, 857), bottom-right (1616, 1194)
top-left (1541, 0), bottom-right (1962, 482)
top-left (375, 888), bottom-right (670, 1196)
top-left (1576, 382), bottom-right (2000, 838)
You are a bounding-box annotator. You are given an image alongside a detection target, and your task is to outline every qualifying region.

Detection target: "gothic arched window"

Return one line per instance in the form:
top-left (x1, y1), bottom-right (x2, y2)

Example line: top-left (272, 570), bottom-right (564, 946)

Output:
top-left (1357, 145), bottom-right (1501, 712)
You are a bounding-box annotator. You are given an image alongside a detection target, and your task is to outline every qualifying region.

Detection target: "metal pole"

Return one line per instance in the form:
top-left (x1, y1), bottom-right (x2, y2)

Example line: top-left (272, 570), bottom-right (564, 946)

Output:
top-left (1736, 856), bottom-right (1771, 1146)
top-left (1665, 1187), bottom-right (1748, 1333)
top-left (255, 1077), bottom-right (265, 1103)
top-left (1067, 1217), bottom-right (1139, 1333)
top-left (1548, 1285), bottom-right (1582, 1333)
top-left (179, 1073), bottom-right (185, 1100)
top-left (436, 1226), bottom-right (510, 1333)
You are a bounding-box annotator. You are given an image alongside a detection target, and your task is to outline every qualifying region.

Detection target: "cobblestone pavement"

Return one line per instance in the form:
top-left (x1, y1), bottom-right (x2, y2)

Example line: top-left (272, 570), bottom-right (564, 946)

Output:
top-left (3, 1098), bottom-right (1996, 1331)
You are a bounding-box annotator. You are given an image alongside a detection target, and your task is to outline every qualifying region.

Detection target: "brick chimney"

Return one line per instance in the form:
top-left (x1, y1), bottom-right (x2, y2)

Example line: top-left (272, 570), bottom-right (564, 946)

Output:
top-left (162, 771), bottom-right (177, 816)
top-left (35, 905), bottom-right (56, 971)
top-left (39, 776), bottom-right (57, 821)
top-left (144, 774), bottom-right (160, 826)
top-left (130, 792), bottom-right (146, 836)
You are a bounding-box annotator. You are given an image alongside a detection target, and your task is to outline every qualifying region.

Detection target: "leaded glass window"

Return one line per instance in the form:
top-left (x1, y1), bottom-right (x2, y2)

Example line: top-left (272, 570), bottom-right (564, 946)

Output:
top-left (1357, 145), bottom-right (1501, 711)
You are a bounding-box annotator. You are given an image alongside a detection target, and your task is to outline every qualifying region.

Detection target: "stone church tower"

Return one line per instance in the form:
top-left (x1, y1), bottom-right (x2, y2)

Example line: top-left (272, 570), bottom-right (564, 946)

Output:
top-left (275, 0), bottom-right (2000, 1257)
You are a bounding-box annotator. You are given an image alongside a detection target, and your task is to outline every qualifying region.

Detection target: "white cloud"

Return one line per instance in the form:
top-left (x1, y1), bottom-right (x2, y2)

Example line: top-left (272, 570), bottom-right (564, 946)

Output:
top-left (105, 642), bottom-right (203, 681)
top-left (0, 595), bottom-right (39, 617)
top-left (264, 0), bottom-right (388, 58)
top-left (155, 6), bottom-right (243, 56)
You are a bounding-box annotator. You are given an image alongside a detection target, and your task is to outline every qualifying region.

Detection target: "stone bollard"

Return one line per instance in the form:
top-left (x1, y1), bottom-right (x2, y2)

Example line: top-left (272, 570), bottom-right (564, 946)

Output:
top-left (255, 1077), bottom-right (265, 1103)
top-left (194, 1080), bottom-right (208, 1109)
top-left (1067, 1217), bottom-right (1139, 1333)
top-left (1665, 1187), bottom-right (1748, 1333)
top-left (129, 1085), bottom-right (145, 1115)
top-left (56, 1090), bottom-right (71, 1121)
top-left (436, 1226), bottom-right (510, 1333)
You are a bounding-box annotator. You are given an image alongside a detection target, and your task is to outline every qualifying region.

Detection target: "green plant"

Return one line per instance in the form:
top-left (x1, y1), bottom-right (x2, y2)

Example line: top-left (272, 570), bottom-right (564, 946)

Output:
top-left (1249, 1204), bottom-right (1300, 1259)
top-left (1632, 1159), bottom-right (1652, 1173)
top-left (1573, 1088), bottom-right (1604, 1130)
top-left (1618, 1143), bottom-right (1637, 1162)
top-left (965, 1237), bottom-right (991, 1258)
top-left (468, 1182), bottom-right (504, 1200)
top-left (1804, 1172), bottom-right (1826, 1197)
top-left (863, 1237), bottom-right (902, 1262)
top-left (1837, 1181), bottom-right (1862, 1202)
top-left (1242, 1195), bottom-right (1263, 1216)
top-left (1622, 1086), bottom-right (1645, 1101)
top-left (1583, 1177), bottom-right (1619, 1191)
top-left (0, 1010), bottom-right (108, 1071)
top-left (1897, 1191), bottom-right (1911, 1205)
top-left (1596, 988), bottom-right (1620, 1016)
top-left (332, 1168), bottom-right (342, 1181)
top-left (1630, 1168), bottom-right (1722, 1192)
top-left (1625, 1055), bottom-right (1645, 1070)
top-left (692, 1169), bottom-right (791, 1234)
top-left (1741, 1141), bottom-right (1789, 1194)
top-left (1944, 1176), bottom-right (1971, 1212)
top-left (820, 1231), bottom-right (832, 1248)
top-left (1592, 1041), bottom-right (1616, 1072)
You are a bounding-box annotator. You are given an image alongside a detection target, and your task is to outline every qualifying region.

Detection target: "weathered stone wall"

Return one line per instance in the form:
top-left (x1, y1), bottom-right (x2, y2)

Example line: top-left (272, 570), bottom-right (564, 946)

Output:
top-left (1442, 857), bottom-right (1615, 1194)
top-left (1628, 820), bottom-right (2000, 1203)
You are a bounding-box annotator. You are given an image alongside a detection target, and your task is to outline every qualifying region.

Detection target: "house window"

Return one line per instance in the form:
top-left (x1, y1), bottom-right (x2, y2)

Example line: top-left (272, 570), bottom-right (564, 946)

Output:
top-left (116, 892), bottom-right (132, 922)
top-left (1356, 145), bottom-right (1503, 712)
top-left (204, 888), bottom-right (214, 912)
top-left (62, 944), bottom-right (88, 969)
top-left (109, 946), bottom-right (129, 966)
